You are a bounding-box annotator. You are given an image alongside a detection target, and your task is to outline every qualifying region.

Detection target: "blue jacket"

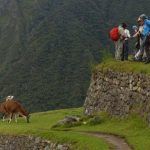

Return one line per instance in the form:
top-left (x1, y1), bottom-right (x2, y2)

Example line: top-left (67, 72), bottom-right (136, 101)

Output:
top-left (142, 19), bottom-right (150, 37)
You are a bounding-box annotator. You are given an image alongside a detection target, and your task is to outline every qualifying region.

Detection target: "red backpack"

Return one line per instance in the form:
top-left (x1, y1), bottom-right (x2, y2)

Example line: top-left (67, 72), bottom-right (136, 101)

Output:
top-left (109, 27), bottom-right (120, 41)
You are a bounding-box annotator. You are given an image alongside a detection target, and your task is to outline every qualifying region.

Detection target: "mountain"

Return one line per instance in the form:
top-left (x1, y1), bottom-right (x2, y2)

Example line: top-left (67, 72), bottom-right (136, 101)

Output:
top-left (0, 0), bottom-right (149, 112)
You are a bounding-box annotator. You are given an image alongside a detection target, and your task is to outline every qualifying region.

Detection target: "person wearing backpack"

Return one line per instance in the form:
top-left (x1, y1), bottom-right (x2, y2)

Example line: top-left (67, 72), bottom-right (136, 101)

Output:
top-left (137, 14), bottom-right (150, 63)
top-left (110, 23), bottom-right (127, 61)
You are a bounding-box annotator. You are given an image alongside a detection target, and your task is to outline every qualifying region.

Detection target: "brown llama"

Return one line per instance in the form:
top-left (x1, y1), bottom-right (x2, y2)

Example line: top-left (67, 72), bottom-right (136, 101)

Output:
top-left (0, 100), bottom-right (30, 123)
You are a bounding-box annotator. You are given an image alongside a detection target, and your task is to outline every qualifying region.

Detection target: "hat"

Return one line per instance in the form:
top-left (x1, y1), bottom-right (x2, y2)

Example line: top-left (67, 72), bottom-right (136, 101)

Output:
top-left (132, 25), bottom-right (138, 30)
top-left (139, 14), bottom-right (148, 20)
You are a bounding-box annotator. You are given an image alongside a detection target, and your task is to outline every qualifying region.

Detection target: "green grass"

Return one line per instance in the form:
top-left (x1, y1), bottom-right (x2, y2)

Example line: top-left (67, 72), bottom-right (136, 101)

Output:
top-left (1, 108), bottom-right (150, 150)
top-left (71, 112), bottom-right (150, 150)
top-left (96, 58), bottom-right (150, 74)
top-left (0, 108), bottom-right (108, 150)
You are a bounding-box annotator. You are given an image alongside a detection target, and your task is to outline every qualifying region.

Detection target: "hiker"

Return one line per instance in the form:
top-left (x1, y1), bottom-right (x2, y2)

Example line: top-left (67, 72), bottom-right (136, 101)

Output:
top-left (109, 23), bottom-right (127, 61)
top-left (137, 14), bottom-right (150, 63)
top-left (123, 25), bottom-right (131, 60)
top-left (132, 21), bottom-right (144, 61)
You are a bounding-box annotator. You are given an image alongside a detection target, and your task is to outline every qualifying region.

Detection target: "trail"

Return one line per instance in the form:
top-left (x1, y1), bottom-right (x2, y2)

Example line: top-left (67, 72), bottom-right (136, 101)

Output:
top-left (39, 128), bottom-right (133, 149)
top-left (81, 132), bottom-right (132, 150)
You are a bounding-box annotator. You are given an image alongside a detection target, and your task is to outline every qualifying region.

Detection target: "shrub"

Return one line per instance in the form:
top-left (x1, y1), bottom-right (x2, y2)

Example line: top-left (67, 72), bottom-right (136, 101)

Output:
top-left (87, 116), bottom-right (102, 125)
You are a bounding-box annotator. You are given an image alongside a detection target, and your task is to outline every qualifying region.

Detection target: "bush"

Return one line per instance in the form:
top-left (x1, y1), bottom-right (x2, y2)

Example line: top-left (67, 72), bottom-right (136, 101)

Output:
top-left (87, 116), bottom-right (102, 125)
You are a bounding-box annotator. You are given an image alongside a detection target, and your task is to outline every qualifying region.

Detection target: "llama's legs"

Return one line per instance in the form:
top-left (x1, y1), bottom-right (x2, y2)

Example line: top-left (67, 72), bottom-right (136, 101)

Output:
top-left (2, 114), bottom-right (5, 122)
top-left (15, 114), bottom-right (18, 123)
top-left (9, 113), bottom-right (13, 123)
top-left (2, 114), bottom-right (10, 122)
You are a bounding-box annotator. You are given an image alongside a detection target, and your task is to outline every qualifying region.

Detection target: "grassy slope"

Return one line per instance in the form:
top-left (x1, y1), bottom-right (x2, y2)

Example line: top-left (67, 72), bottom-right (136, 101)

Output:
top-left (72, 113), bottom-right (150, 150)
top-left (96, 59), bottom-right (150, 74)
top-left (0, 108), bottom-right (108, 150)
top-left (0, 108), bottom-right (150, 149)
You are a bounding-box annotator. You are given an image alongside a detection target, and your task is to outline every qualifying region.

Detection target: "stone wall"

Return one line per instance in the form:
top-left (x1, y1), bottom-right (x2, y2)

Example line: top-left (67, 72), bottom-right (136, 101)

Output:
top-left (84, 69), bottom-right (150, 123)
top-left (0, 135), bottom-right (70, 150)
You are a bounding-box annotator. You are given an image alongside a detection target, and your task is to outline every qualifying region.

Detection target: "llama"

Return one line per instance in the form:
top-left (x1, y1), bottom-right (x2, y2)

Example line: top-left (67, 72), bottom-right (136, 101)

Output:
top-left (0, 100), bottom-right (30, 123)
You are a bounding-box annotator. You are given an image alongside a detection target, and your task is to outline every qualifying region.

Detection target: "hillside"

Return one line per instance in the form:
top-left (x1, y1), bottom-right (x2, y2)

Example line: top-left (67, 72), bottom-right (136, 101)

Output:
top-left (0, 0), bottom-right (150, 111)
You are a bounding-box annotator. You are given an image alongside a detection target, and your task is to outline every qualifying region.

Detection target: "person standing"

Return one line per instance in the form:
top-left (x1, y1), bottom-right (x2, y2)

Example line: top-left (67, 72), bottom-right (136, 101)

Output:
top-left (123, 26), bottom-right (131, 60)
top-left (114, 23), bottom-right (126, 61)
top-left (132, 21), bottom-right (144, 61)
top-left (138, 14), bottom-right (150, 63)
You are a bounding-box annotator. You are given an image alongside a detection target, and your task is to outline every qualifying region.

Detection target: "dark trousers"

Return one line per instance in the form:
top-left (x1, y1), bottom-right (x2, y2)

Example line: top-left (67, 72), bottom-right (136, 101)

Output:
top-left (145, 35), bottom-right (150, 61)
top-left (122, 40), bottom-right (129, 61)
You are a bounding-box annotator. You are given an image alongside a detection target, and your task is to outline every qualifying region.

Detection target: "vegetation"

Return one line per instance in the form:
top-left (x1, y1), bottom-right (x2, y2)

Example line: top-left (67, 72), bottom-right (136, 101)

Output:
top-left (0, 0), bottom-right (103, 112)
top-left (0, 108), bottom-right (150, 150)
top-left (86, 116), bottom-right (102, 125)
top-left (0, 0), bottom-right (150, 112)
top-left (0, 108), bottom-right (109, 150)
top-left (72, 112), bottom-right (150, 150)
top-left (96, 58), bottom-right (150, 74)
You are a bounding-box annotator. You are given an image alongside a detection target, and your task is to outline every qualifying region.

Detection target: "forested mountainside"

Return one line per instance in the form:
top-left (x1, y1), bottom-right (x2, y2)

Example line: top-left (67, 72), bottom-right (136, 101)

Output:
top-left (0, 0), bottom-right (149, 112)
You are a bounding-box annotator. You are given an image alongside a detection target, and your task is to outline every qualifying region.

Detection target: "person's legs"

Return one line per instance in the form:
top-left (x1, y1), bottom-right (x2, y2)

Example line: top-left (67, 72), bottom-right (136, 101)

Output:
top-left (142, 49), bottom-right (147, 62)
top-left (115, 39), bottom-right (123, 60)
top-left (144, 37), bottom-right (150, 63)
top-left (124, 40), bottom-right (129, 60)
top-left (136, 38), bottom-right (146, 61)
top-left (144, 48), bottom-right (150, 63)
top-left (140, 36), bottom-right (147, 54)
top-left (115, 41), bottom-right (119, 60)
top-left (121, 43), bottom-right (125, 61)
top-left (135, 50), bottom-right (140, 60)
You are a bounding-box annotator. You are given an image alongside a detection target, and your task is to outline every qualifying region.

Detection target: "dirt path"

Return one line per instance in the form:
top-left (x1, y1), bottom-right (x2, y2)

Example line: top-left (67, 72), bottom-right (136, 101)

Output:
top-left (82, 132), bottom-right (132, 150)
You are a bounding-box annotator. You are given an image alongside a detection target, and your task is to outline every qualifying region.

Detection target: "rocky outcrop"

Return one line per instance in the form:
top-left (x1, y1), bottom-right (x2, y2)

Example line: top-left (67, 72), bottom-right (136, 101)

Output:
top-left (0, 135), bottom-right (71, 150)
top-left (84, 69), bottom-right (150, 123)
top-left (52, 115), bottom-right (81, 128)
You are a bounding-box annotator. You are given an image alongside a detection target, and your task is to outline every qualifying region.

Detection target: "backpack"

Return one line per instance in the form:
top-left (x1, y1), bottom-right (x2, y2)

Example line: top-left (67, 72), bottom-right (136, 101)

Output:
top-left (109, 27), bottom-right (120, 41)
